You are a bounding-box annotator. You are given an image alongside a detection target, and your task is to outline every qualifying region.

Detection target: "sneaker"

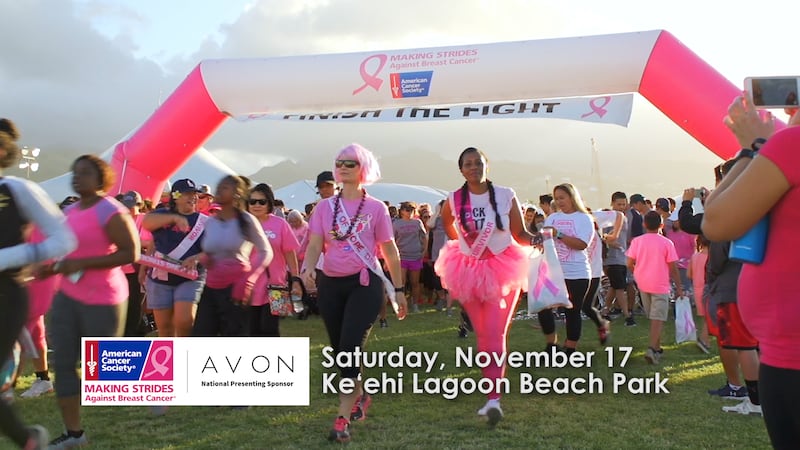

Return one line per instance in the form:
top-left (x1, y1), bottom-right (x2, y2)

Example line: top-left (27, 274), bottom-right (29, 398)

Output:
top-left (21, 379), bottom-right (54, 398)
top-left (379, 318), bottom-right (388, 328)
top-left (477, 399), bottom-right (504, 427)
top-left (722, 398), bottom-right (762, 416)
top-left (349, 393), bottom-right (372, 422)
top-left (328, 416), bottom-right (351, 443)
top-left (598, 320), bottom-right (611, 345)
top-left (644, 347), bottom-right (661, 364)
top-left (708, 383), bottom-right (748, 400)
top-left (696, 340), bottom-right (711, 354)
top-left (48, 431), bottom-right (88, 449)
top-left (1, 389), bottom-right (14, 405)
top-left (457, 324), bottom-right (468, 339)
top-left (25, 425), bottom-right (48, 450)
top-left (624, 316), bottom-right (636, 327)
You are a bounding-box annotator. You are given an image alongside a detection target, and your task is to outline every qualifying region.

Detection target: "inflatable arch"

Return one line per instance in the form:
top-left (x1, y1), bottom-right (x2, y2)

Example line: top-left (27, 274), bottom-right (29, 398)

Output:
top-left (111, 29), bottom-right (783, 201)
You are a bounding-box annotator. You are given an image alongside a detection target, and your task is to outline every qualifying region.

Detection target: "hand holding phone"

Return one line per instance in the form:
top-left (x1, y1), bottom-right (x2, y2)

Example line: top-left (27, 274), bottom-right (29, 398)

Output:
top-left (745, 77), bottom-right (800, 109)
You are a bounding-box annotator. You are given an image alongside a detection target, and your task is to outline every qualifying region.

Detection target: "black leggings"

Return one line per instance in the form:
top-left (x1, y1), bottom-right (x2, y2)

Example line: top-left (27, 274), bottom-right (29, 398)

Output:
top-left (0, 276), bottom-right (30, 447)
top-left (193, 285), bottom-right (246, 337)
top-left (318, 271), bottom-right (383, 379)
top-left (583, 277), bottom-right (604, 328)
top-left (247, 305), bottom-right (280, 337)
top-left (760, 363), bottom-right (800, 449)
top-left (537, 278), bottom-right (590, 342)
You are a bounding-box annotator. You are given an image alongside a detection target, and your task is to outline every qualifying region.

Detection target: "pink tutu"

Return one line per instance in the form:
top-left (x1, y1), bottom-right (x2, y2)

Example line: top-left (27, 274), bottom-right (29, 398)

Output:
top-left (434, 241), bottom-right (529, 304)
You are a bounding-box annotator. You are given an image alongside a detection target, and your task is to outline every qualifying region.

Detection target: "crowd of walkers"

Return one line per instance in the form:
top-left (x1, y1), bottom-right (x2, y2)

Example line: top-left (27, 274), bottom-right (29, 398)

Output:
top-left (1, 92), bottom-right (799, 449)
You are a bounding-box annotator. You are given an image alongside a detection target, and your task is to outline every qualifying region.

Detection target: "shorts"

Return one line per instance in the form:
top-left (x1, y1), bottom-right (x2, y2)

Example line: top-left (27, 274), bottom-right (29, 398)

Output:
top-left (401, 259), bottom-right (423, 271)
top-left (145, 277), bottom-right (204, 310)
top-left (640, 292), bottom-right (669, 321)
top-left (717, 303), bottom-right (759, 350)
top-left (605, 265), bottom-right (627, 290)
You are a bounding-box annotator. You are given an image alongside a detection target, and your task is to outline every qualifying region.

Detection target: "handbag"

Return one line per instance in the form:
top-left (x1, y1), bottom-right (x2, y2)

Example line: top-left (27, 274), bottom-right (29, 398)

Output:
top-left (527, 232), bottom-right (572, 314)
top-left (674, 296), bottom-right (697, 344)
top-left (267, 285), bottom-right (293, 316)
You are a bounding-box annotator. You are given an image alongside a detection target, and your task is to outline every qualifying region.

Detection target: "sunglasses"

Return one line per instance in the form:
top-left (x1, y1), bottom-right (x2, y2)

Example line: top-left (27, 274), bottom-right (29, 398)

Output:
top-left (248, 199), bottom-right (268, 206)
top-left (335, 159), bottom-right (360, 169)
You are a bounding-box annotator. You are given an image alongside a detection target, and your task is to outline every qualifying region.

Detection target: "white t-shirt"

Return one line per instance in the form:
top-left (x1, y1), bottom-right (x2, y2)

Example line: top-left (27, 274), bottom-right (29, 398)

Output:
top-left (589, 211), bottom-right (619, 278)
top-left (448, 185), bottom-right (516, 256)
top-left (545, 211), bottom-right (593, 279)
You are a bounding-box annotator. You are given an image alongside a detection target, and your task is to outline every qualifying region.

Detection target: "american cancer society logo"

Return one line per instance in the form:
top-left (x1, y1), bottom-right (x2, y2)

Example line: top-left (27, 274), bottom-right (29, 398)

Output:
top-left (81, 338), bottom-right (310, 407)
top-left (389, 71), bottom-right (434, 99)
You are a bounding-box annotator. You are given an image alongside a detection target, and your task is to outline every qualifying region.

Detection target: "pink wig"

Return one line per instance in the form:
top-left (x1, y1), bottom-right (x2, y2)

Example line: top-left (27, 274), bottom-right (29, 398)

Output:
top-left (333, 143), bottom-right (381, 186)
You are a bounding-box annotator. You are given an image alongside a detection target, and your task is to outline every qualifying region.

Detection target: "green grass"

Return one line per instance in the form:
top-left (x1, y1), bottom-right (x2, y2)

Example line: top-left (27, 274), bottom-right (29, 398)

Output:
top-left (8, 308), bottom-right (771, 449)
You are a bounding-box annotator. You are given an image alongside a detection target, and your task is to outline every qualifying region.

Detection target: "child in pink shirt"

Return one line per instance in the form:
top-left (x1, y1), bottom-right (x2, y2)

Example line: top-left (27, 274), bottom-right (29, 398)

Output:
top-left (627, 211), bottom-right (683, 364)
top-left (687, 234), bottom-right (710, 352)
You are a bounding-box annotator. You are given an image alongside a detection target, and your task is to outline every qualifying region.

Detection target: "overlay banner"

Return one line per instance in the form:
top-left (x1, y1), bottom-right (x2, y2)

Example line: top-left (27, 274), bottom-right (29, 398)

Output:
top-left (234, 94), bottom-right (633, 127)
top-left (81, 337), bottom-right (310, 406)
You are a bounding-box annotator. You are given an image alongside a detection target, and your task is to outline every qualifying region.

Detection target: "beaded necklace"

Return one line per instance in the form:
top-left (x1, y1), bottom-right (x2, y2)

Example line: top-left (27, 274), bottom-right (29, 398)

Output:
top-left (330, 188), bottom-right (367, 241)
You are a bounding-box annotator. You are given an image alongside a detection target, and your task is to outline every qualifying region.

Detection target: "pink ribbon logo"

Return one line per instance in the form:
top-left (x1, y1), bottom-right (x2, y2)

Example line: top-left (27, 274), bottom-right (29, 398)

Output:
top-left (581, 96), bottom-right (611, 118)
top-left (533, 259), bottom-right (560, 298)
top-left (353, 54), bottom-right (387, 95)
top-left (142, 342), bottom-right (173, 380)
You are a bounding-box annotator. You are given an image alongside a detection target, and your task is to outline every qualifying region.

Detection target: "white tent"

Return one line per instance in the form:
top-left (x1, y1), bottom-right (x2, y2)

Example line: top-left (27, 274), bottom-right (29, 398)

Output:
top-left (40, 147), bottom-right (236, 202)
top-left (274, 180), bottom-right (448, 212)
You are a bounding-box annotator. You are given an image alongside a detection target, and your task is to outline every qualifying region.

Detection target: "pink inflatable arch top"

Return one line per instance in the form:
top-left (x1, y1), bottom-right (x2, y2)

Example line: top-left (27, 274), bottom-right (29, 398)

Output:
top-left (111, 30), bottom-right (781, 200)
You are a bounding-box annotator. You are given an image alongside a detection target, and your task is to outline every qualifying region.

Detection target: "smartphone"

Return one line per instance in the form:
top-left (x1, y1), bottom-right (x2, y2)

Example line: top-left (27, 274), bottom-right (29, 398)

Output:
top-left (745, 77), bottom-right (800, 109)
top-left (694, 189), bottom-right (705, 199)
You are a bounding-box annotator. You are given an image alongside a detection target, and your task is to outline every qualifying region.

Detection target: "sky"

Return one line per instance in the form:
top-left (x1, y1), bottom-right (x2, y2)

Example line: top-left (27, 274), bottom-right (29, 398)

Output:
top-left (2, 0), bottom-right (798, 204)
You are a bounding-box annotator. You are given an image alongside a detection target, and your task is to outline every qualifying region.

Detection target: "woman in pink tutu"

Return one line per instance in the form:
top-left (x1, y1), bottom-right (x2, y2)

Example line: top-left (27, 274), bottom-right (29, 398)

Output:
top-left (434, 147), bottom-right (539, 427)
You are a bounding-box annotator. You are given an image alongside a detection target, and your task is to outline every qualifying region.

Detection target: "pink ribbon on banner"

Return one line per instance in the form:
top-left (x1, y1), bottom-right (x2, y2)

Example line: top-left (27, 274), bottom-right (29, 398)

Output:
top-left (143, 345), bottom-right (172, 378)
top-left (352, 54), bottom-right (387, 95)
top-left (533, 259), bottom-right (560, 298)
top-left (581, 96), bottom-right (611, 118)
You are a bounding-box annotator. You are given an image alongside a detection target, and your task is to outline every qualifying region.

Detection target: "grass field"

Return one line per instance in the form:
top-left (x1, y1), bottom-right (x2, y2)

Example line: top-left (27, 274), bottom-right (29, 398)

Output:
top-left (8, 306), bottom-right (771, 449)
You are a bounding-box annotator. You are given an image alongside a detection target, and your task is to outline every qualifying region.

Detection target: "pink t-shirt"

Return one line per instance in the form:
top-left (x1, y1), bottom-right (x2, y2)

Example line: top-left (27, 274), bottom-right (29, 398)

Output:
top-left (739, 126), bottom-right (800, 370)
top-left (308, 195), bottom-right (393, 277)
top-left (292, 222), bottom-right (309, 261)
top-left (689, 250), bottom-right (707, 306)
top-left (668, 229), bottom-right (695, 270)
top-left (250, 215), bottom-right (301, 307)
top-left (627, 232), bottom-right (678, 295)
top-left (60, 197), bottom-right (130, 305)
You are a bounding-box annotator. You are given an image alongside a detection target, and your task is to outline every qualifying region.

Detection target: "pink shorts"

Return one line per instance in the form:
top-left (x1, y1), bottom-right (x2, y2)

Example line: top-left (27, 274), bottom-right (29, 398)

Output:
top-left (401, 259), bottom-right (423, 271)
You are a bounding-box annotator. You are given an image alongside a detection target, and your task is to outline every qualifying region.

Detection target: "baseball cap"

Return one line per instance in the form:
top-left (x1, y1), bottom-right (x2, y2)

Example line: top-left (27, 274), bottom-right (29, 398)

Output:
top-left (121, 190), bottom-right (143, 208)
top-left (629, 194), bottom-right (647, 204)
top-left (655, 197), bottom-right (670, 212)
top-left (171, 178), bottom-right (200, 194)
top-left (198, 184), bottom-right (213, 196)
top-left (316, 171), bottom-right (335, 188)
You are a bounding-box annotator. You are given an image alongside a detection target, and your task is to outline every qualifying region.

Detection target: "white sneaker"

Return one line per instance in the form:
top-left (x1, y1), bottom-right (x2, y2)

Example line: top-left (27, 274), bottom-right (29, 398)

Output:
top-left (21, 379), bottom-right (54, 398)
top-left (722, 398), bottom-right (762, 416)
top-left (48, 431), bottom-right (89, 449)
top-left (1, 389), bottom-right (14, 405)
top-left (477, 399), bottom-right (501, 416)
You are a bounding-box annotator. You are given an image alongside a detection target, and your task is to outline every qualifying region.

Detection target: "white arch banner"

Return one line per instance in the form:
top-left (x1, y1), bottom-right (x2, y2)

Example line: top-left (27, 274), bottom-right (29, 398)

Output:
top-left (111, 29), bottom-right (778, 201)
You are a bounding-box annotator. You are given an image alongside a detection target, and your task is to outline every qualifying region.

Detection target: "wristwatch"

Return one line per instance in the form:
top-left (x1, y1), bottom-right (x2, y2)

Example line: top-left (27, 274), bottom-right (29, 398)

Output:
top-left (751, 138), bottom-right (767, 151)
top-left (394, 287), bottom-right (404, 293)
top-left (733, 148), bottom-right (756, 164)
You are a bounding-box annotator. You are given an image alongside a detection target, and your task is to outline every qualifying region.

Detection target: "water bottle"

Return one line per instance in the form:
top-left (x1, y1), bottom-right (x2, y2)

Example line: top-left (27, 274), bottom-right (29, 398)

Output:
top-left (729, 216), bottom-right (769, 264)
top-left (291, 294), bottom-right (304, 314)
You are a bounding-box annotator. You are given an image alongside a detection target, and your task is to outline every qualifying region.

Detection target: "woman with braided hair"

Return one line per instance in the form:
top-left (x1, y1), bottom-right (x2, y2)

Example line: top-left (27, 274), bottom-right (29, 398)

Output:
top-left (434, 147), bottom-right (539, 427)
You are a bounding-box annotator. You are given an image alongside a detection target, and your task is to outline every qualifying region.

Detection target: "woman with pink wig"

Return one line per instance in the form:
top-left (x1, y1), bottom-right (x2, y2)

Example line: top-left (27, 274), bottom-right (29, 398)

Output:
top-left (435, 147), bottom-right (539, 427)
top-left (301, 143), bottom-right (407, 443)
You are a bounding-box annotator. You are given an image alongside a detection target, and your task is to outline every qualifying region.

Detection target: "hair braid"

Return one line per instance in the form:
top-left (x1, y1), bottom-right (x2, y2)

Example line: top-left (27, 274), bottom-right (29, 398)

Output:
top-left (458, 181), bottom-right (469, 231)
top-left (487, 180), bottom-right (504, 231)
